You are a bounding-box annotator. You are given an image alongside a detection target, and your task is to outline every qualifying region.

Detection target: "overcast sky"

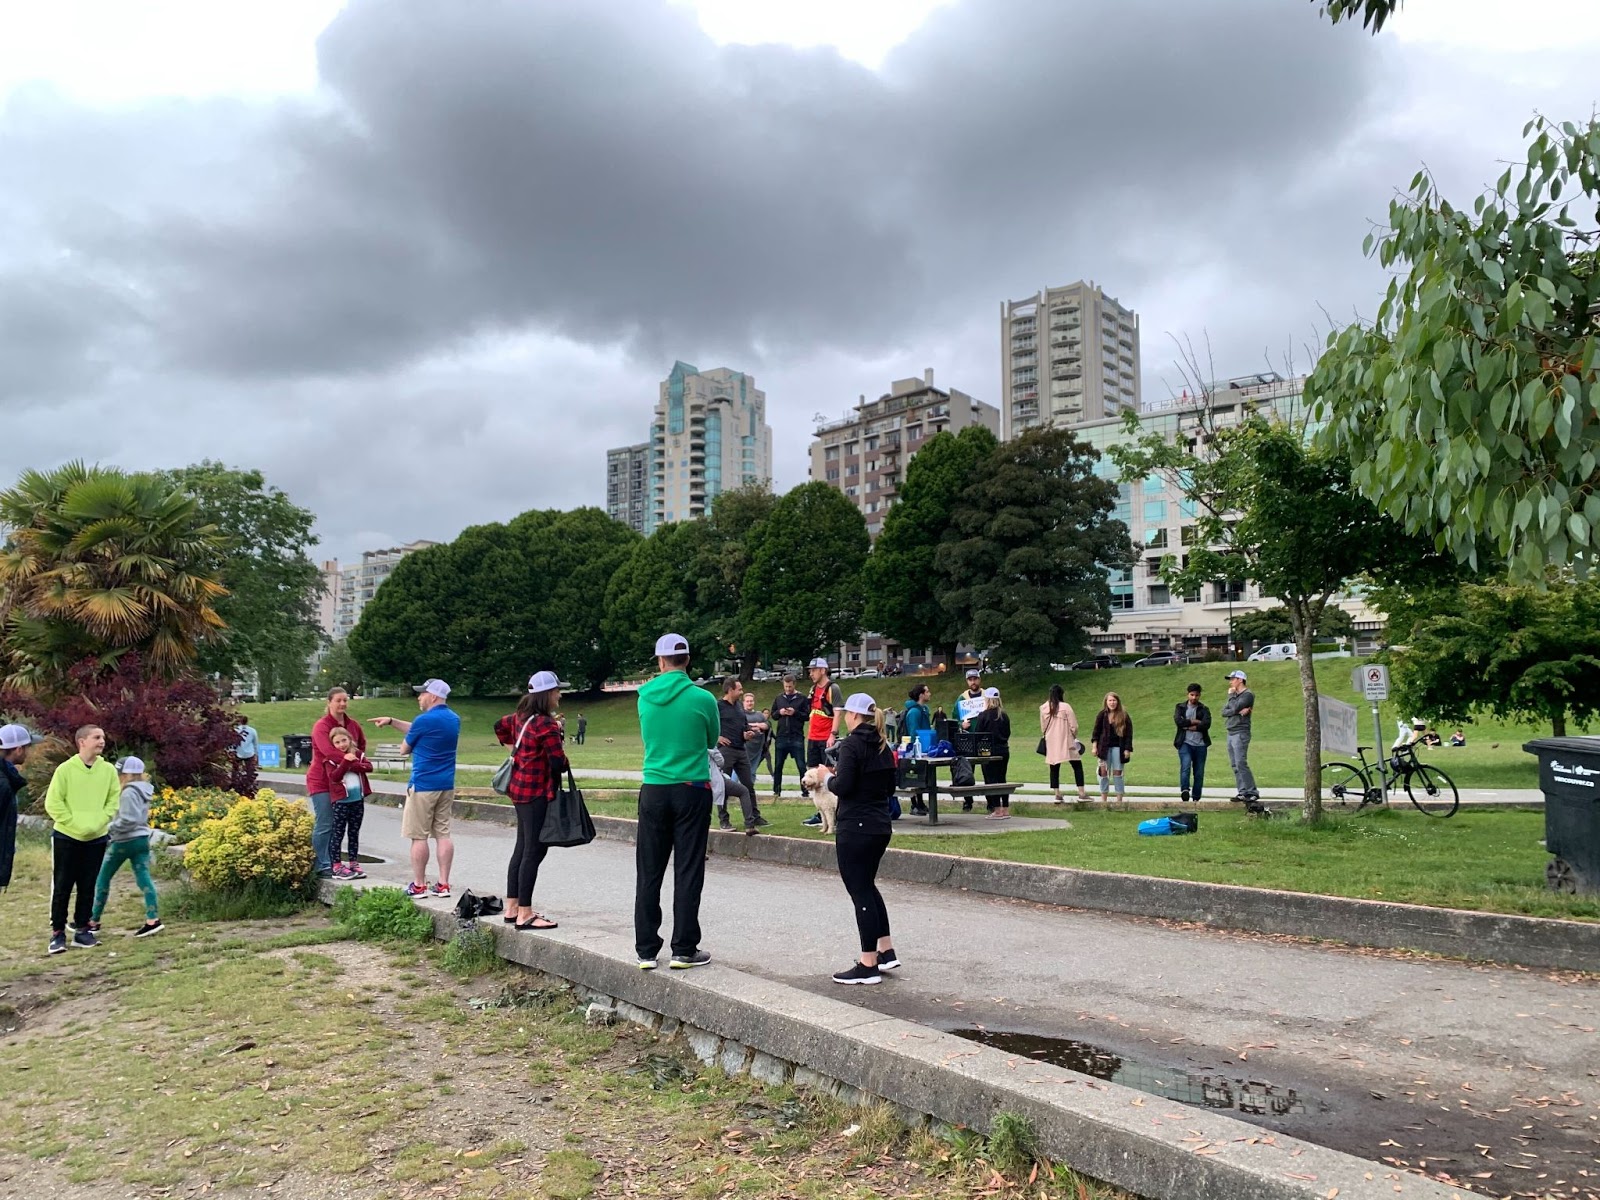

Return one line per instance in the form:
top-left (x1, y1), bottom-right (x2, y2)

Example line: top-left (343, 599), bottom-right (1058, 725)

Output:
top-left (3, 0), bottom-right (1598, 564)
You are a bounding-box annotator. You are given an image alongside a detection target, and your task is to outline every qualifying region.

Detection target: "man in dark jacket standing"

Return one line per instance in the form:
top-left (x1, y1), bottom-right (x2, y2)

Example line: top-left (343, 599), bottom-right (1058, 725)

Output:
top-left (0, 723), bottom-right (41, 892)
top-left (768, 675), bottom-right (809, 797)
top-left (1172, 683), bottom-right (1212, 805)
top-left (715, 678), bottom-right (766, 832)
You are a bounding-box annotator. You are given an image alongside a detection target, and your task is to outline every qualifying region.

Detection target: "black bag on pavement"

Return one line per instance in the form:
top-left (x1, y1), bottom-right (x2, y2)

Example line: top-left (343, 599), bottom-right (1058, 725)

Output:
top-left (453, 891), bottom-right (504, 921)
top-left (950, 756), bottom-right (975, 788)
top-left (540, 766), bottom-right (596, 848)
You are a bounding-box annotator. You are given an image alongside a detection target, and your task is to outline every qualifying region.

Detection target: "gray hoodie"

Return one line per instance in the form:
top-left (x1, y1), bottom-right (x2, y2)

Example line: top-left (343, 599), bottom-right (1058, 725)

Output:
top-left (108, 780), bottom-right (154, 842)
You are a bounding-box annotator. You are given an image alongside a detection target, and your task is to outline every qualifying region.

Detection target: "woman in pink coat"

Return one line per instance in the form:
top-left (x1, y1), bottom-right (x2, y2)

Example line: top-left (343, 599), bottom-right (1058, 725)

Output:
top-left (1040, 684), bottom-right (1086, 804)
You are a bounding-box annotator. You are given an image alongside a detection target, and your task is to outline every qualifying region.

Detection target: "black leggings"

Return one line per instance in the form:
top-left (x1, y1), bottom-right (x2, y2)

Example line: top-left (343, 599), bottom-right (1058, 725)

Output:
top-left (1049, 761), bottom-right (1086, 790)
top-left (835, 833), bottom-right (892, 953)
top-left (507, 799), bottom-right (551, 906)
top-left (980, 756), bottom-right (1009, 812)
top-left (330, 800), bottom-right (365, 862)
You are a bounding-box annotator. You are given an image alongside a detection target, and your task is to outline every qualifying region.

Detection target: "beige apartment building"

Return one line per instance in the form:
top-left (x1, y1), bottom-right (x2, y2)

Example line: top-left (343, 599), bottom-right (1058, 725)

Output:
top-left (326, 539), bottom-right (440, 642)
top-left (1001, 281), bottom-right (1140, 438)
top-left (810, 369), bottom-right (1000, 537)
top-left (646, 362), bottom-right (771, 534)
top-left (605, 442), bottom-right (650, 534)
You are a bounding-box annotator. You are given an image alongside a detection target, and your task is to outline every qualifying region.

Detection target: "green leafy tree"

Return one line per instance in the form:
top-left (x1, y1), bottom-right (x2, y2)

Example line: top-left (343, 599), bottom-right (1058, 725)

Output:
top-left (602, 521), bottom-right (724, 679)
top-left (936, 426), bottom-right (1134, 672)
top-left (1112, 416), bottom-right (1402, 821)
top-left (1314, 0), bottom-right (1401, 33)
top-left (1309, 115), bottom-right (1600, 580)
top-left (696, 487), bottom-right (778, 677)
top-left (861, 425), bottom-right (999, 669)
top-left (0, 462), bottom-right (226, 692)
top-left (1389, 576), bottom-right (1600, 737)
top-left (351, 509), bottom-right (637, 693)
top-left (158, 462), bottom-right (323, 700)
top-left (316, 637), bottom-right (366, 696)
top-left (1232, 606), bottom-right (1355, 648)
top-left (739, 483), bottom-right (870, 663)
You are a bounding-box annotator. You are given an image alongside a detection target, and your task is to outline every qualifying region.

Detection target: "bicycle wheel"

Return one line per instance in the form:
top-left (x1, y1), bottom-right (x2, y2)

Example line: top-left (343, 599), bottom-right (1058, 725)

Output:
top-left (1319, 761), bottom-right (1370, 809)
top-left (1406, 764), bottom-right (1460, 818)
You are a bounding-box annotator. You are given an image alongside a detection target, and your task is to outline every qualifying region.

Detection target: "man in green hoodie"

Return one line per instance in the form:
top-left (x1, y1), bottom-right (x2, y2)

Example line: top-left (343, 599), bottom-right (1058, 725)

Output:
top-left (43, 725), bottom-right (120, 954)
top-left (634, 632), bottom-right (720, 971)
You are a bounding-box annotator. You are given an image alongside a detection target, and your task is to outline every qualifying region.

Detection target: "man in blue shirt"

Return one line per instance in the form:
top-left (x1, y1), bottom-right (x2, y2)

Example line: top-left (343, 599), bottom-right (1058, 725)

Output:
top-left (230, 714), bottom-right (260, 797)
top-left (371, 678), bottom-right (461, 899)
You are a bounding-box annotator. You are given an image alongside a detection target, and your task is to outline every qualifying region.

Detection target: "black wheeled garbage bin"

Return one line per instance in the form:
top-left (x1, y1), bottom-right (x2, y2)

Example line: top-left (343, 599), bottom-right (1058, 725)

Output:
top-left (1522, 736), bottom-right (1600, 894)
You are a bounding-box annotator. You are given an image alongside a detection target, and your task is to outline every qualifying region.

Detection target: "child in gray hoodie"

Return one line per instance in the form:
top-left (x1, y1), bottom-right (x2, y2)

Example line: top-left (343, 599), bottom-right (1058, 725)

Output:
top-left (89, 756), bottom-right (162, 937)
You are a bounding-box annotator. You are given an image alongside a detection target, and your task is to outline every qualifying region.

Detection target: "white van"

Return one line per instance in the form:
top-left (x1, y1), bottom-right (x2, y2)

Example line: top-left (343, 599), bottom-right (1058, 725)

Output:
top-left (1247, 643), bottom-right (1297, 662)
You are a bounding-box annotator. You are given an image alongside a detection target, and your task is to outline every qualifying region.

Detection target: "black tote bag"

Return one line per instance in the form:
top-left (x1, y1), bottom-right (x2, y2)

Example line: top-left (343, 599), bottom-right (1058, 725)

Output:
top-left (540, 765), bottom-right (596, 847)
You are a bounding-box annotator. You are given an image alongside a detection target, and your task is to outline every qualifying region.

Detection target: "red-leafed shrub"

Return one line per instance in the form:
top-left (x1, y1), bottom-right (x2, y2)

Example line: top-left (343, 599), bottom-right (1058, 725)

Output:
top-left (1, 655), bottom-right (237, 788)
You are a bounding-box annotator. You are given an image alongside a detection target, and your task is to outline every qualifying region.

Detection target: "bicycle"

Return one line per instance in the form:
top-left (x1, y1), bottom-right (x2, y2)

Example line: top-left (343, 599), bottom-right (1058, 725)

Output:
top-left (1318, 742), bottom-right (1460, 818)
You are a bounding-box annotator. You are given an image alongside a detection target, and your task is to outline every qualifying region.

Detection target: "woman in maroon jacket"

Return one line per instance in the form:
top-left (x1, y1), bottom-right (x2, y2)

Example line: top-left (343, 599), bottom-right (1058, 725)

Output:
top-left (495, 671), bottom-right (568, 931)
top-left (306, 688), bottom-right (367, 880)
top-left (1090, 691), bottom-right (1134, 808)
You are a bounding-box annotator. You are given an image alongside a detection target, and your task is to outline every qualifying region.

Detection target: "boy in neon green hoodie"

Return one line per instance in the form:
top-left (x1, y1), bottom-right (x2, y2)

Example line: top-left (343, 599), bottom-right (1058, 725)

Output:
top-left (43, 725), bottom-right (120, 954)
top-left (634, 633), bottom-right (719, 971)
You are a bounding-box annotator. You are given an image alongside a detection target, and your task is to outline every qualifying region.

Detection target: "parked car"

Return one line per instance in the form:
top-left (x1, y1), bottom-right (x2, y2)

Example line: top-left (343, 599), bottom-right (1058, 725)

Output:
top-left (1133, 651), bottom-right (1189, 668)
top-left (1247, 643), bottom-right (1298, 662)
top-left (856, 668), bottom-right (882, 679)
top-left (1069, 655), bottom-right (1123, 671)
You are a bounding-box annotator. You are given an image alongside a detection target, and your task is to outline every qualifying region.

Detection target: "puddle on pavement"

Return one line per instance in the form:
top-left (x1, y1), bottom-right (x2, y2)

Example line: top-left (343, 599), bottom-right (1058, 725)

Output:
top-left (952, 1029), bottom-right (1329, 1119)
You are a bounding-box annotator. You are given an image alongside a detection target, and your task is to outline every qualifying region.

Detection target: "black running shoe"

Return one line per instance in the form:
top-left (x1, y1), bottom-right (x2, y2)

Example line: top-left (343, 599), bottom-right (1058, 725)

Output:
top-left (718, 813), bottom-right (733, 831)
top-left (876, 947), bottom-right (901, 971)
top-left (670, 950), bottom-right (711, 970)
top-left (832, 961), bottom-right (882, 986)
top-left (132, 920), bottom-right (164, 938)
top-left (48, 932), bottom-right (67, 955)
top-left (753, 814), bottom-right (771, 827)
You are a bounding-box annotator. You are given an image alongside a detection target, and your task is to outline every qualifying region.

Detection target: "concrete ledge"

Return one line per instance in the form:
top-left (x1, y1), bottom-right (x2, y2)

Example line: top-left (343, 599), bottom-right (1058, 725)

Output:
top-left (328, 881), bottom-right (1458, 1200)
top-left (265, 778), bottom-right (1599, 973)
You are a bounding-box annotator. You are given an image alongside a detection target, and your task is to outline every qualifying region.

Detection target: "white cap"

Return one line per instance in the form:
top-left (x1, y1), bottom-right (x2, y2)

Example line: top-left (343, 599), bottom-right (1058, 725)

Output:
top-left (983, 687), bottom-right (1000, 698)
top-left (117, 756), bottom-right (146, 775)
top-left (413, 678), bottom-right (451, 699)
top-left (807, 657), bottom-right (830, 669)
top-left (527, 670), bottom-right (560, 693)
top-left (1226, 670), bottom-right (1248, 681)
top-left (965, 668), bottom-right (981, 678)
top-left (843, 693), bottom-right (876, 715)
top-left (0, 724), bottom-right (40, 750)
top-left (655, 633), bottom-right (690, 656)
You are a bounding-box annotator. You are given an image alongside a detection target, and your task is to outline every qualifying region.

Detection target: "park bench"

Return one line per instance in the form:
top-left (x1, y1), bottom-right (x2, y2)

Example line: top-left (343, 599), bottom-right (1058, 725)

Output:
top-left (372, 743), bottom-right (408, 771)
top-left (896, 778), bottom-right (1022, 826)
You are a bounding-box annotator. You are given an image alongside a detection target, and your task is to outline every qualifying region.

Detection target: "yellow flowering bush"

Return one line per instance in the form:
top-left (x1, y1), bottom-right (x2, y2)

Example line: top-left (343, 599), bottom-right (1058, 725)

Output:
top-left (150, 785), bottom-right (240, 844)
top-left (184, 791), bottom-right (315, 894)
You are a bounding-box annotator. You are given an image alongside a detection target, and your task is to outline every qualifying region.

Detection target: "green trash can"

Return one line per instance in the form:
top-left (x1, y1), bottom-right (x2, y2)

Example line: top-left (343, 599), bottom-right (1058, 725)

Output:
top-left (1522, 736), bottom-right (1600, 894)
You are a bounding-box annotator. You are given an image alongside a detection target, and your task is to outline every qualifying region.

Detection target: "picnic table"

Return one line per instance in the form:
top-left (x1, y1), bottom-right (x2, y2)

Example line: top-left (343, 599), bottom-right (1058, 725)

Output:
top-left (896, 756), bottom-right (1021, 826)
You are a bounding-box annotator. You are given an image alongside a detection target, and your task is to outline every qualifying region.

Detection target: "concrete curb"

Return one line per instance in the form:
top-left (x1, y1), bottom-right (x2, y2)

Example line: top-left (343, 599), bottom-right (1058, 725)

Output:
top-left (265, 780), bottom-right (1599, 972)
top-left (325, 880), bottom-right (1459, 1200)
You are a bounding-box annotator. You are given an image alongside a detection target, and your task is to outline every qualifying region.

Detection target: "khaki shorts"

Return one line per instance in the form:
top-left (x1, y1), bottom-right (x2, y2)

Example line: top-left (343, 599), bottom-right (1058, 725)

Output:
top-left (401, 788), bottom-right (454, 841)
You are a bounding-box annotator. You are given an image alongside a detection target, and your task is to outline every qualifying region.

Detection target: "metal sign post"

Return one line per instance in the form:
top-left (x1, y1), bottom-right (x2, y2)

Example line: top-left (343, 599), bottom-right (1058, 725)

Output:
top-left (1354, 665), bottom-right (1391, 805)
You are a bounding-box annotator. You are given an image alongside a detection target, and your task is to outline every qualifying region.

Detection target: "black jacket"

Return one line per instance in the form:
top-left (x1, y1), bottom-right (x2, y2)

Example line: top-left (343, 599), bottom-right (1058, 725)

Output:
top-left (1172, 700), bottom-right (1212, 749)
top-left (768, 690), bottom-right (811, 740)
top-left (974, 707), bottom-right (1012, 755)
top-left (1091, 710), bottom-right (1135, 760)
top-left (0, 757), bottom-right (23, 891)
top-left (826, 724), bottom-right (897, 837)
top-left (717, 699), bottom-right (750, 757)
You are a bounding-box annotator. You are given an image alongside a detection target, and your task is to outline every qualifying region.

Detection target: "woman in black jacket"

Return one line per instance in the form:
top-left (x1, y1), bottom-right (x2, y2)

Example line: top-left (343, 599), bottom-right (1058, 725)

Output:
top-left (1090, 691), bottom-right (1134, 807)
top-left (817, 693), bottom-right (900, 985)
top-left (974, 687), bottom-right (1013, 820)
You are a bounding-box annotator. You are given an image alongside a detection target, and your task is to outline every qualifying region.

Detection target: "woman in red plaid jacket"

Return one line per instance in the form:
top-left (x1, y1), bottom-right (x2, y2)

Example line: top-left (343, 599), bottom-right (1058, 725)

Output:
top-left (494, 671), bottom-right (568, 931)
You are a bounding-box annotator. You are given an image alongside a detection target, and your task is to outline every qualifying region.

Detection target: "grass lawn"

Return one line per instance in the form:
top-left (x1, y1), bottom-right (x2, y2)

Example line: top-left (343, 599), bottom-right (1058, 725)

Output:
top-left (244, 660), bottom-right (1564, 790)
top-left (0, 831), bottom-right (1125, 1200)
top-left (567, 794), bottom-right (1599, 923)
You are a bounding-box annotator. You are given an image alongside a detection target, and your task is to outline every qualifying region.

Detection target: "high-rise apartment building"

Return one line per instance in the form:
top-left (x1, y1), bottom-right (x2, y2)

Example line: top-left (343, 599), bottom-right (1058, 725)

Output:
top-left (809, 369), bottom-right (1000, 538)
top-left (647, 362), bottom-right (771, 534)
top-left (605, 442), bottom-right (650, 534)
top-left (329, 540), bottom-right (440, 642)
top-left (1001, 281), bottom-right (1140, 438)
top-left (316, 561), bottom-right (342, 638)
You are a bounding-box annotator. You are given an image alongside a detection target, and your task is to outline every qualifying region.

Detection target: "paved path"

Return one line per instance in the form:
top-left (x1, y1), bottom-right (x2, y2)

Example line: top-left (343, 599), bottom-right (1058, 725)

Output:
top-left (355, 805), bottom-right (1597, 1197)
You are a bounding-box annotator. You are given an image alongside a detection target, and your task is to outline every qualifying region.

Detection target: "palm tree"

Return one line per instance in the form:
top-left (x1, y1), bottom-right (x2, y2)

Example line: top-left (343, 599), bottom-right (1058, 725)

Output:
top-left (0, 462), bottom-right (228, 692)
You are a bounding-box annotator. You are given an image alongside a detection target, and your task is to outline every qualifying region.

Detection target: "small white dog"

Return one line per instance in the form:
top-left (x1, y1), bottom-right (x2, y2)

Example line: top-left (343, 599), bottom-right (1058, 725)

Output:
top-left (800, 768), bottom-right (839, 833)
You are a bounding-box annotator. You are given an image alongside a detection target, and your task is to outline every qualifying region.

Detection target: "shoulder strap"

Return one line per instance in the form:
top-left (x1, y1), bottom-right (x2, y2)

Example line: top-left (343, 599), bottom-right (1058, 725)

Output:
top-left (511, 716), bottom-right (536, 752)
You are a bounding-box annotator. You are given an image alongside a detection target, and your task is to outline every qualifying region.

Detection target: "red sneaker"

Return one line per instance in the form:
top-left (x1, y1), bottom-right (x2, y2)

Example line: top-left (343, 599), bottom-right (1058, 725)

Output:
top-left (429, 882), bottom-right (451, 898)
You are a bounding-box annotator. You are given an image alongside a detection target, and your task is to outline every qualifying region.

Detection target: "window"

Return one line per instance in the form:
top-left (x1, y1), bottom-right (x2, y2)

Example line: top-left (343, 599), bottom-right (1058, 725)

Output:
top-left (1143, 476), bottom-right (1164, 495)
top-left (1180, 525), bottom-right (1199, 547)
top-left (1107, 568), bottom-right (1130, 585)
top-left (1183, 584), bottom-right (1201, 603)
top-left (1144, 528), bottom-right (1168, 549)
top-left (1143, 500), bottom-right (1168, 524)
top-left (1110, 585), bottom-right (1134, 611)
top-left (1148, 585), bottom-right (1171, 607)
top-left (1178, 498), bottom-right (1197, 519)
top-left (1145, 557), bottom-right (1164, 578)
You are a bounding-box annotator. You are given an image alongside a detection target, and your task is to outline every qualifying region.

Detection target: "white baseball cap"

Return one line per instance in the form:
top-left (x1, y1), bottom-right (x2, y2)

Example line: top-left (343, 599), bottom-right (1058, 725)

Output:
top-left (808, 657), bottom-right (830, 669)
top-left (527, 670), bottom-right (560, 693)
top-left (843, 693), bottom-right (877, 715)
top-left (654, 633), bottom-right (690, 656)
top-left (965, 668), bottom-right (981, 679)
top-left (117, 756), bottom-right (146, 775)
top-left (1226, 670), bottom-right (1248, 682)
top-left (983, 686), bottom-right (1000, 698)
top-left (413, 678), bottom-right (451, 699)
top-left (0, 724), bottom-right (40, 750)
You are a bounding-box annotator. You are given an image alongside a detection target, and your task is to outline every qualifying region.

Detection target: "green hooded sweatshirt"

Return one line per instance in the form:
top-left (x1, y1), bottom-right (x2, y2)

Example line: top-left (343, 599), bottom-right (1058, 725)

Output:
top-left (637, 671), bottom-right (719, 786)
top-left (44, 755), bottom-right (120, 842)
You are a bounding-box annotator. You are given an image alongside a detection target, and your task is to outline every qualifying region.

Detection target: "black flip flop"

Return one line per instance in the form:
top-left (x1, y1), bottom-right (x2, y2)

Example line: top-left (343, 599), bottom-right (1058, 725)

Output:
top-left (516, 916), bottom-right (558, 931)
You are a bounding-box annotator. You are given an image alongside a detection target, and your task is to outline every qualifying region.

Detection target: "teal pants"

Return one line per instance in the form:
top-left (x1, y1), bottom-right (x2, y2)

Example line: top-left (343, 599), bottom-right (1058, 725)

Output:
top-left (92, 837), bottom-right (159, 922)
